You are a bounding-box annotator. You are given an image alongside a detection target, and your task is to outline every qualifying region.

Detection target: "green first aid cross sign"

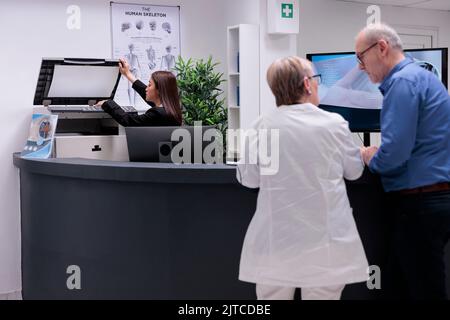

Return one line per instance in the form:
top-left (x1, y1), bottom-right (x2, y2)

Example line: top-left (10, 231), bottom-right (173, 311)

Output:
top-left (281, 3), bottom-right (294, 18)
top-left (268, 0), bottom-right (299, 34)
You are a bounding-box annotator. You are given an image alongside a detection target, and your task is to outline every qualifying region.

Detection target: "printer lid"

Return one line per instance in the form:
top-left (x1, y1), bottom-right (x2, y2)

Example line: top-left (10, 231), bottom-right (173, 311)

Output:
top-left (33, 58), bottom-right (121, 106)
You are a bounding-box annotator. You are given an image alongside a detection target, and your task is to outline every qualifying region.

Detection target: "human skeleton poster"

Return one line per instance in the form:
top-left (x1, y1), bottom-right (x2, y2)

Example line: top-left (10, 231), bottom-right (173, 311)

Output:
top-left (111, 2), bottom-right (181, 111)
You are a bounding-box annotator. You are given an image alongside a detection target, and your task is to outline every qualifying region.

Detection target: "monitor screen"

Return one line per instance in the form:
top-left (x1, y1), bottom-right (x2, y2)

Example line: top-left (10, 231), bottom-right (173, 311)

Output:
top-left (306, 48), bottom-right (448, 132)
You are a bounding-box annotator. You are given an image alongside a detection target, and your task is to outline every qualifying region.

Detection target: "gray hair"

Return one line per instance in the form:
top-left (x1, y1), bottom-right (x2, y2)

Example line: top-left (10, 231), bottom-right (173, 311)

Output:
top-left (359, 23), bottom-right (403, 51)
top-left (267, 56), bottom-right (313, 107)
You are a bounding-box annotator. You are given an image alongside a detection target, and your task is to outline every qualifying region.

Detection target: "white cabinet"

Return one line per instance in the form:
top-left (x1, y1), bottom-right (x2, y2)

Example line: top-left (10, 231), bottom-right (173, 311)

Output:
top-left (227, 24), bottom-right (260, 158)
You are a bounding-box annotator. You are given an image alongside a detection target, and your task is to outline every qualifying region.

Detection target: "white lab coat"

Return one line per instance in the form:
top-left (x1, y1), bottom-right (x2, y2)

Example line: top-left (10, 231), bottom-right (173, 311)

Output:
top-left (237, 103), bottom-right (369, 288)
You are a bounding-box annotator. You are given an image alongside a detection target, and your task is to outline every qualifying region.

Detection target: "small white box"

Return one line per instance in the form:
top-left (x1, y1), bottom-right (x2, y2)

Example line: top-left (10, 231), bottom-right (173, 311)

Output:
top-left (267, 0), bottom-right (299, 35)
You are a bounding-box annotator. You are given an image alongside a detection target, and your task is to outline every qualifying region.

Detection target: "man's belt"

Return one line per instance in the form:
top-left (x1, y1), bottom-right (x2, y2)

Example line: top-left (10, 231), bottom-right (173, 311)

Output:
top-left (397, 182), bottom-right (450, 195)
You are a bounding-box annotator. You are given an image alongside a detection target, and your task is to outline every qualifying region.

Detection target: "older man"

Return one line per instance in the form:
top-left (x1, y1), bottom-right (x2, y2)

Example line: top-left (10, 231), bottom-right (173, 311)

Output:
top-left (356, 23), bottom-right (450, 299)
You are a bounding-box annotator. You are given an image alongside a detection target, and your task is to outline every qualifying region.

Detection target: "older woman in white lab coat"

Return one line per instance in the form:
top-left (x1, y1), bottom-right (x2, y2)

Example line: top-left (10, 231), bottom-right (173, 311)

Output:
top-left (236, 56), bottom-right (369, 300)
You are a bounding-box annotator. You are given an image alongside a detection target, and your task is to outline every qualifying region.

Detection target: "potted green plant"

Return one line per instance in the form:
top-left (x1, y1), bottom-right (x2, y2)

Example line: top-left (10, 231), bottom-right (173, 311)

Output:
top-left (174, 56), bottom-right (228, 153)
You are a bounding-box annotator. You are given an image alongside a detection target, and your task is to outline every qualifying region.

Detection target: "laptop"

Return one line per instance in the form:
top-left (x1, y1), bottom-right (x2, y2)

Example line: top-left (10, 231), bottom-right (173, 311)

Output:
top-left (125, 126), bottom-right (218, 163)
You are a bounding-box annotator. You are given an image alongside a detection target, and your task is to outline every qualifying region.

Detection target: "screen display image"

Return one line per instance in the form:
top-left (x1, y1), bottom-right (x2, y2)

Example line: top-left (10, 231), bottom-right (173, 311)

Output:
top-left (307, 48), bottom-right (448, 131)
top-left (311, 54), bottom-right (382, 109)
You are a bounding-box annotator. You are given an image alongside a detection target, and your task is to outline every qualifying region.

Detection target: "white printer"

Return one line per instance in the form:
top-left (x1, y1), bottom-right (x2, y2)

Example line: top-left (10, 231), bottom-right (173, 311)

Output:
top-left (32, 58), bottom-right (136, 161)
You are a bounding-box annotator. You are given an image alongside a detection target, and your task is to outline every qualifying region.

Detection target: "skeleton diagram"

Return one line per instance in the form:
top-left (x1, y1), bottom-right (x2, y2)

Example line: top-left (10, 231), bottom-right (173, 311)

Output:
top-left (149, 21), bottom-right (157, 32)
top-left (125, 43), bottom-right (141, 106)
top-left (160, 45), bottom-right (176, 71)
top-left (146, 45), bottom-right (156, 71)
top-left (162, 22), bottom-right (171, 34)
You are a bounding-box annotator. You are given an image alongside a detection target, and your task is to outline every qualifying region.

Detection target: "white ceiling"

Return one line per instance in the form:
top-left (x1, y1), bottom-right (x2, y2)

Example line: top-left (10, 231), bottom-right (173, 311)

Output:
top-left (334, 0), bottom-right (450, 11)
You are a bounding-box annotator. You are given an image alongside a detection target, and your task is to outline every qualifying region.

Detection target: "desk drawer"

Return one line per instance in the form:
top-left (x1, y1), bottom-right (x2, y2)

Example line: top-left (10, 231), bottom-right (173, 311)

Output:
top-left (54, 135), bottom-right (128, 161)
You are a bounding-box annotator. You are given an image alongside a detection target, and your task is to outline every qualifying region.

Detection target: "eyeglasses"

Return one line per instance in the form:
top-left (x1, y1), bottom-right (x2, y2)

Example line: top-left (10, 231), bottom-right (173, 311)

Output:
top-left (306, 74), bottom-right (322, 85)
top-left (356, 42), bottom-right (379, 66)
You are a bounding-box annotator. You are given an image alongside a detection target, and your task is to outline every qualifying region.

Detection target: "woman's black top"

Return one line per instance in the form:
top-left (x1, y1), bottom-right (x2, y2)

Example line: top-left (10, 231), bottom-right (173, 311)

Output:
top-left (102, 80), bottom-right (180, 127)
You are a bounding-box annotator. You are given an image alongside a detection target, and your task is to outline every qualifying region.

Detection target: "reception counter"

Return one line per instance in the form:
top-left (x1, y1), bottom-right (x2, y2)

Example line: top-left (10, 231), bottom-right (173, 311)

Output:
top-left (13, 154), bottom-right (449, 299)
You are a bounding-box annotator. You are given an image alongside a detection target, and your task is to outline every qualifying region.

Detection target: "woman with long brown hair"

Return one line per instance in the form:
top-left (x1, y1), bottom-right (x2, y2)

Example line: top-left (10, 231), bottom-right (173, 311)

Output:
top-left (97, 58), bottom-right (182, 126)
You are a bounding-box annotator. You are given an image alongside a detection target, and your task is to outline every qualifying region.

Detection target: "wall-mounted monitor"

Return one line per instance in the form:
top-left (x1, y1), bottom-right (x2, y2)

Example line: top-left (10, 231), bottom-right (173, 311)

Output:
top-left (306, 48), bottom-right (448, 132)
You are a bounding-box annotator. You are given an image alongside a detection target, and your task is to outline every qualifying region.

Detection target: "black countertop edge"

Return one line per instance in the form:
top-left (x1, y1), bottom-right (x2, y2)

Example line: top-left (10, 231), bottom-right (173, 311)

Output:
top-left (13, 153), bottom-right (240, 184)
top-left (13, 153), bottom-right (381, 187)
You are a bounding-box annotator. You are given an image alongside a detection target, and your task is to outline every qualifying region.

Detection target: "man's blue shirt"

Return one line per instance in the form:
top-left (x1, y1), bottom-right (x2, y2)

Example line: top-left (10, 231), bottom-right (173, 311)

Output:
top-left (369, 57), bottom-right (450, 192)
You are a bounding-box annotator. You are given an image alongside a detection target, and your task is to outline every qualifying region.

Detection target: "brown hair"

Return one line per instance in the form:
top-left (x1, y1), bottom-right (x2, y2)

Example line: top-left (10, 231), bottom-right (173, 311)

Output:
top-left (266, 56), bottom-right (313, 107)
top-left (151, 71), bottom-right (182, 125)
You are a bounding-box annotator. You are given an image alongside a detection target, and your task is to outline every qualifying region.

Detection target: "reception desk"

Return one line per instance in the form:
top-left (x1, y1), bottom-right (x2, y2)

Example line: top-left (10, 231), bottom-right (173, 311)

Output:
top-left (13, 154), bottom-right (450, 299)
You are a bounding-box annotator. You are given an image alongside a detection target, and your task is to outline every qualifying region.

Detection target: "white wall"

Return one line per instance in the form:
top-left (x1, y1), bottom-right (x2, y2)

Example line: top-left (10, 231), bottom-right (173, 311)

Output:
top-left (0, 0), bottom-right (232, 295)
top-left (223, 0), bottom-right (298, 115)
top-left (259, 0), bottom-right (298, 115)
top-left (297, 0), bottom-right (450, 88)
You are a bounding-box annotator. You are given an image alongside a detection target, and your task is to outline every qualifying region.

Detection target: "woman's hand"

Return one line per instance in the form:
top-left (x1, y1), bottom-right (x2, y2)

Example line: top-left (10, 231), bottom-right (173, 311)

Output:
top-left (119, 58), bottom-right (131, 75)
top-left (361, 146), bottom-right (378, 165)
top-left (119, 58), bottom-right (136, 83)
top-left (96, 100), bottom-right (107, 107)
